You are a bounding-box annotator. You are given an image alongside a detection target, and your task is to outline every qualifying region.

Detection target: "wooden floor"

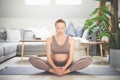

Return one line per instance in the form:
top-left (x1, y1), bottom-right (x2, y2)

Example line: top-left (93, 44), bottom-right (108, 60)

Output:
top-left (0, 56), bottom-right (120, 80)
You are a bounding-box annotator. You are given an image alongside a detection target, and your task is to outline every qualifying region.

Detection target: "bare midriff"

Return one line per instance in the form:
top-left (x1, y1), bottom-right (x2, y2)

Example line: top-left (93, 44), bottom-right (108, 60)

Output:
top-left (52, 53), bottom-right (69, 62)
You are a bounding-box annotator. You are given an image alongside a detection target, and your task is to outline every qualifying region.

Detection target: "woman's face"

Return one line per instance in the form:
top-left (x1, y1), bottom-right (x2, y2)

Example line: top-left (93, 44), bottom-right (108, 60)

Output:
top-left (55, 22), bottom-right (66, 33)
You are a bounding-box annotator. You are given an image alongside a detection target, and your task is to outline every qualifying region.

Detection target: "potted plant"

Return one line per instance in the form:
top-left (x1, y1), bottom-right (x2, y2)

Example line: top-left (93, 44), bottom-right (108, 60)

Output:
top-left (84, 5), bottom-right (111, 40)
top-left (84, 1), bottom-right (112, 56)
top-left (84, 0), bottom-right (120, 70)
top-left (110, 15), bottom-right (120, 71)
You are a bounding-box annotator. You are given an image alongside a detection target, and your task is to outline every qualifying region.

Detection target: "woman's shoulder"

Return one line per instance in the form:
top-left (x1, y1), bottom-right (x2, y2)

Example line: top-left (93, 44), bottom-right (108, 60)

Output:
top-left (68, 36), bottom-right (74, 41)
top-left (46, 36), bottom-right (53, 43)
top-left (68, 36), bottom-right (74, 43)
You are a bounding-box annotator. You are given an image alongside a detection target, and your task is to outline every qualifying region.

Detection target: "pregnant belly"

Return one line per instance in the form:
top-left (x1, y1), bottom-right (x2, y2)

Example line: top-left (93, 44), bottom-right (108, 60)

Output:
top-left (52, 53), bottom-right (69, 62)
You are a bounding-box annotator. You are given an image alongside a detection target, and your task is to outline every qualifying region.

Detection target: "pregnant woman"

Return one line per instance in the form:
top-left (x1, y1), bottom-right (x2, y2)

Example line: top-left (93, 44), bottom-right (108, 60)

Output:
top-left (29, 19), bottom-right (92, 76)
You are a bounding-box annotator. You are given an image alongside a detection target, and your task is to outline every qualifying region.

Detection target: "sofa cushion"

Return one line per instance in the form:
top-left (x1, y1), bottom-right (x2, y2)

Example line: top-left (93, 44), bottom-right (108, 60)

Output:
top-left (0, 43), bottom-right (17, 55)
top-left (6, 28), bottom-right (21, 42)
top-left (0, 46), bottom-right (4, 57)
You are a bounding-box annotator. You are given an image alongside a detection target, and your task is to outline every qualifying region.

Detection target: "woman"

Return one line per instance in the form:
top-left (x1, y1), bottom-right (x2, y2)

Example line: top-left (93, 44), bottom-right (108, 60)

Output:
top-left (29, 19), bottom-right (92, 76)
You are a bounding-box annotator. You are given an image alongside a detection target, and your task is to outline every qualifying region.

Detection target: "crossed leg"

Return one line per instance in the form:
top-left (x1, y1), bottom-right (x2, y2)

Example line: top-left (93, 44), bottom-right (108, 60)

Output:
top-left (29, 56), bottom-right (92, 75)
top-left (64, 56), bottom-right (92, 75)
top-left (29, 56), bottom-right (57, 75)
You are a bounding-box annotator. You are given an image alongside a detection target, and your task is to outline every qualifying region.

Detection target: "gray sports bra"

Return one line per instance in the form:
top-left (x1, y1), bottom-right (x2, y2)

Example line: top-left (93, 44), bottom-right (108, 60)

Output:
top-left (51, 36), bottom-right (70, 54)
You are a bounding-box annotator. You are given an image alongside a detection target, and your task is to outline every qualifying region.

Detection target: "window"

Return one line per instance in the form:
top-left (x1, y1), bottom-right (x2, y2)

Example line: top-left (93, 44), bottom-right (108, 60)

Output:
top-left (25, 0), bottom-right (81, 6)
top-left (55, 0), bottom-right (81, 5)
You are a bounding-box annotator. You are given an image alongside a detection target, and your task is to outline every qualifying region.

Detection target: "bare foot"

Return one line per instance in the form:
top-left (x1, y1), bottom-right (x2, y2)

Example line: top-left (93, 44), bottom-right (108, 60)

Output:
top-left (49, 68), bottom-right (66, 76)
top-left (56, 69), bottom-right (64, 76)
top-left (49, 69), bottom-right (57, 75)
top-left (64, 69), bottom-right (71, 75)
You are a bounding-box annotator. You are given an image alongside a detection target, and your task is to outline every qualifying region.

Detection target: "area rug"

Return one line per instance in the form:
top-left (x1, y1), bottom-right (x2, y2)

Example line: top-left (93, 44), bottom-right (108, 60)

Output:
top-left (0, 66), bottom-right (120, 75)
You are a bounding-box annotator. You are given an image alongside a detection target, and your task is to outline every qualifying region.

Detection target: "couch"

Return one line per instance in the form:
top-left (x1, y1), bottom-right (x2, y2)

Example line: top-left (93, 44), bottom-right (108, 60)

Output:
top-left (0, 42), bottom-right (17, 62)
top-left (0, 27), bottom-right (89, 63)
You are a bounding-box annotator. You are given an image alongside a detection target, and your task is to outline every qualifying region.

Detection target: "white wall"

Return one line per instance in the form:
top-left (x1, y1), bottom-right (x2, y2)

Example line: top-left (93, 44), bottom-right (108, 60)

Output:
top-left (0, 17), bottom-right (86, 28)
top-left (0, 17), bottom-right (86, 36)
top-left (0, 0), bottom-right (98, 18)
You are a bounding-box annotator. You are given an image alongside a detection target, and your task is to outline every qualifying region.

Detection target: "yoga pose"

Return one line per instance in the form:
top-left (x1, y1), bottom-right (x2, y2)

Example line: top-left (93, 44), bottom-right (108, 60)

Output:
top-left (29, 19), bottom-right (92, 76)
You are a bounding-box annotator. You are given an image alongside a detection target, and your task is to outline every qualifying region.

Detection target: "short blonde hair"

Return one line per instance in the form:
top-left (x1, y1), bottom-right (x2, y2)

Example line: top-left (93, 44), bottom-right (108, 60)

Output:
top-left (55, 19), bottom-right (66, 27)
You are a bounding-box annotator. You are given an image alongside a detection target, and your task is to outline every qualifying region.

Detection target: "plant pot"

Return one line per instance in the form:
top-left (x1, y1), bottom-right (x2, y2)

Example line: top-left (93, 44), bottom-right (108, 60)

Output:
top-left (110, 49), bottom-right (120, 71)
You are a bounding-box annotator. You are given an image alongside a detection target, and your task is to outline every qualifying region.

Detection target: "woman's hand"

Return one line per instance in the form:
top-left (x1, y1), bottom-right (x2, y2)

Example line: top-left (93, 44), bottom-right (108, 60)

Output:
top-left (54, 67), bottom-right (65, 76)
top-left (60, 67), bottom-right (66, 72)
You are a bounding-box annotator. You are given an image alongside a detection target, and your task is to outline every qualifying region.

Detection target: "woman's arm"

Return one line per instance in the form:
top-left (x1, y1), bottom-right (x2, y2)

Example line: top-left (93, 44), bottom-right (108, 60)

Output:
top-left (46, 37), bottom-right (57, 69)
top-left (64, 37), bottom-right (75, 69)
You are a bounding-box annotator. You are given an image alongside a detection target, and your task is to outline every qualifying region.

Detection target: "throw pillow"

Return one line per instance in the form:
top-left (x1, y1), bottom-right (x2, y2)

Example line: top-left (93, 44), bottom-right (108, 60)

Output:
top-left (6, 28), bottom-right (21, 42)
top-left (101, 36), bottom-right (109, 42)
top-left (82, 28), bottom-right (89, 39)
top-left (65, 22), bottom-right (76, 37)
top-left (0, 29), bottom-right (6, 42)
top-left (76, 26), bottom-right (84, 37)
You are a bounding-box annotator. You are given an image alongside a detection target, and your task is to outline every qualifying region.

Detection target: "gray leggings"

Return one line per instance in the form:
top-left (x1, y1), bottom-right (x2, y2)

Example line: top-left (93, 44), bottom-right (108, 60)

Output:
top-left (29, 56), bottom-right (92, 72)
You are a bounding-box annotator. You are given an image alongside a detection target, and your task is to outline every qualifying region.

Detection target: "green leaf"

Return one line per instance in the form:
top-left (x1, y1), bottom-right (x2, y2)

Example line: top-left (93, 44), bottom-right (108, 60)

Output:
top-left (84, 19), bottom-right (93, 30)
top-left (98, 32), bottom-right (111, 39)
top-left (91, 15), bottom-right (109, 27)
top-left (100, 5), bottom-right (113, 17)
top-left (91, 25), bottom-right (99, 31)
top-left (90, 8), bottom-right (99, 16)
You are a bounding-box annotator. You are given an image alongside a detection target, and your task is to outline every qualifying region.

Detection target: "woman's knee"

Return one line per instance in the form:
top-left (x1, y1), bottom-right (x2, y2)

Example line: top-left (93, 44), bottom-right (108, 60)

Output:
top-left (75, 56), bottom-right (92, 65)
top-left (29, 56), bottom-right (36, 63)
top-left (68, 56), bottom-right (92, 72)
top-left (84, 56), bottom-right (92, 64)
